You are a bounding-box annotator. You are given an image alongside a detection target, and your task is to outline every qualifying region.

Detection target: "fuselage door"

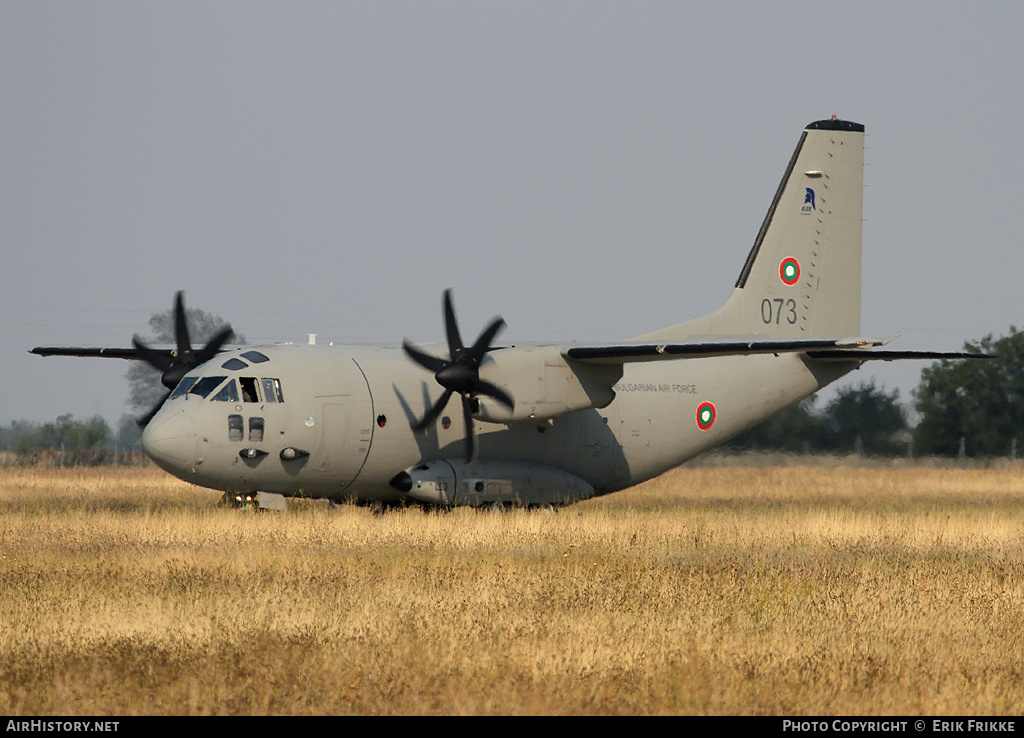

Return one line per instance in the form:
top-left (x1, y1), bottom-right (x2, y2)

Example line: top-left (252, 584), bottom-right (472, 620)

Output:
top-left (310, 358), bottom-right (374, 493)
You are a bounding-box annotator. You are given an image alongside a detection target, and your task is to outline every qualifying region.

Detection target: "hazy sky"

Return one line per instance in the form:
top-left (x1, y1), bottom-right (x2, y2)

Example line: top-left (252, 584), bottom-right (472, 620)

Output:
top-left (3, 1), bottom-right (1023, 426)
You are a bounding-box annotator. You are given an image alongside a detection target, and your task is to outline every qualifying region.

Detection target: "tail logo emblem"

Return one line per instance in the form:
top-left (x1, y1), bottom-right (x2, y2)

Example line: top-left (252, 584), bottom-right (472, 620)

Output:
top-left (780, 257), bottom-right (801, 285)
top-left (802, 187), bottom-right (816, 213)
top-left (696, 401), bottom-right (717, 431)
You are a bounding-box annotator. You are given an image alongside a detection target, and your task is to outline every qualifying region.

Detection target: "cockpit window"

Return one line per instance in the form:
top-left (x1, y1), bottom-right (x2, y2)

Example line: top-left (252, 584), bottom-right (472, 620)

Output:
top-left (261, 378), bottom-right (284, 403)
top-left (211, 379), bottom-right (240, 402)
top-left (242, 350), bottom-right (270, 364)
top-left (222, 358), bottom-right (248, 371)
top-left (189, 376), bottom-right (228, 399)
top-left (169, 376), bottom-right (198, 400)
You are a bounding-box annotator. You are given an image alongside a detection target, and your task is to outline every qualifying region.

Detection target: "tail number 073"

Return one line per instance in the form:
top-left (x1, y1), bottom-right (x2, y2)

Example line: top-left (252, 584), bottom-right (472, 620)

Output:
top-left (761, 298), bottom-right (797, 325)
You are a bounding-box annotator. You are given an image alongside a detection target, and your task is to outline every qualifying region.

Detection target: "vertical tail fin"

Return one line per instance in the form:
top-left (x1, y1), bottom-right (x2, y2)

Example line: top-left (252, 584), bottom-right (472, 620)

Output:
top-left (639, 118), bottom-right (865, 341)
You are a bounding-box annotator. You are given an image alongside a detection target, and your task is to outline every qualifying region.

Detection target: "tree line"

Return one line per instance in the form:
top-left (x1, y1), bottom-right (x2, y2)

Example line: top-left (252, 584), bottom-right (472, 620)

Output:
top-left (730, 328), bottom-right (1024, 458)
top-left (0, 414), bottom-right (145, 466)
top-left (724, 382), bottom-right (910, 456)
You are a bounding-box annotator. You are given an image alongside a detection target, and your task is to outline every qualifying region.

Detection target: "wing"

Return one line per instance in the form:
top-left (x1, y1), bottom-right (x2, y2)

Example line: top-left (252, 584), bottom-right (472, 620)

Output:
top-left (805, 349), bottom-right (993, 362)
top-left (563, 337), bottom-right (992, 364)
top-left (30, 347), bottom-right (154, 360)
top-left (30, 292), bottom-right (234, 371)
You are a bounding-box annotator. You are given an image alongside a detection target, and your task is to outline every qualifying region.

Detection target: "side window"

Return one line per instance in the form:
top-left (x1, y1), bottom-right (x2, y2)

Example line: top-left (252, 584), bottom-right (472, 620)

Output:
top-left (239, 377), bottom-right (260, 403)
top-left (228, 414), bottom-right (243, 442)
top-left (249, 417), bottom-right (264, 443)
top-left (211, 379), bottom-right (239, 402)
top-left (261, 378), bottom-right (284, 403)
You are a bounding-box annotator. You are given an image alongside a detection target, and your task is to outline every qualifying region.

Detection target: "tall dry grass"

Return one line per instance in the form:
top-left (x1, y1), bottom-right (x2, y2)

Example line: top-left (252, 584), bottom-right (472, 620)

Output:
top-left (1, 462), bottom-right (1022, 715)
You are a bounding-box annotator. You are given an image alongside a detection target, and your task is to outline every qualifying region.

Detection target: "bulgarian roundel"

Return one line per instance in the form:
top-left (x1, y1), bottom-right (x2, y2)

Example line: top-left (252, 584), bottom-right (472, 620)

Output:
top-left (696, 401), bottom-right (716, 431)
top-left (779, 257), bottom-right (800, 286)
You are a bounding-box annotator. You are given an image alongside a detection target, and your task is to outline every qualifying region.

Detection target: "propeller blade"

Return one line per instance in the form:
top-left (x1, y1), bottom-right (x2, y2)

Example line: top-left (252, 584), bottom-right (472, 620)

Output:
top-left (443, 289), bottom-right (465, 360)
top-left (467, 316), bottom-right (506, 362)
top-left (461, 394), bottom-right (478, 464)
top-left (193, 325), bottom-right (235, 365)
top-left (173, 291), bottom-right (193, 364)
top-left (476, 379), bottom-right (515, 410)
top-left (402, 340), bottom-right (448, 374)
top-left (137, 390), bottom-right (171, 427)
top-left (131, 336), bottom-right (175, 373)
top-left (133, 336), bottom-right (187, 389)
top-left (412, 389), bottom-right (454, 432)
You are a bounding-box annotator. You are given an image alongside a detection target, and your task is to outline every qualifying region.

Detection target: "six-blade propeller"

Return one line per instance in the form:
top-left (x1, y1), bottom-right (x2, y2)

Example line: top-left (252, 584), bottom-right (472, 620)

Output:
top-left (402, 290), bottom-right (514, 462)
top-left (133, 292), bottom-right (234, 426)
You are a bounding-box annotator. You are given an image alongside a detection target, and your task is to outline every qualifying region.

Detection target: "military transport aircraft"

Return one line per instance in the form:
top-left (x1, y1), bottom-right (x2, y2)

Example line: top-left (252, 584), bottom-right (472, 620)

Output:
top-left (32, 118), bottom-right (986, 509)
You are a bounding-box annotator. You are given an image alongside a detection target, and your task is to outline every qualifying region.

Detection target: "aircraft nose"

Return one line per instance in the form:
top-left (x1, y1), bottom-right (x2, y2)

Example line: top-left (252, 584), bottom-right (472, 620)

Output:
top-left (142, 409), bottom-right (196, 470)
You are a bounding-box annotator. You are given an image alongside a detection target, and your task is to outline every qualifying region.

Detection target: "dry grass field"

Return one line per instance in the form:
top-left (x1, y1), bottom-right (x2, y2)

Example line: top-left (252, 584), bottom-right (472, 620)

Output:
top-left (1, 459), bottom-right (1022, 715)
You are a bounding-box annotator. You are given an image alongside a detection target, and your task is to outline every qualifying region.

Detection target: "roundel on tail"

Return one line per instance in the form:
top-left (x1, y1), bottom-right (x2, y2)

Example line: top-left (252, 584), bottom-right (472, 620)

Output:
top-left (780, 257), bottom-right (800, 285)
top-left (696, 401), bottom-right (716, 431)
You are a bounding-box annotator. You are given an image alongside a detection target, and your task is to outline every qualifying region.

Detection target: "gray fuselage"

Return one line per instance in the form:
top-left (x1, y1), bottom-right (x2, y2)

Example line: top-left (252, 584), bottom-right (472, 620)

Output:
top-left (142, 342), bottom-right (856, 504)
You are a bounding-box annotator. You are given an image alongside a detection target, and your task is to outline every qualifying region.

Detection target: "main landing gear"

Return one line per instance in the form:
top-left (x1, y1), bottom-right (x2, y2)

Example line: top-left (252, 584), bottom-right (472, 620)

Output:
top-left (218, 491), bottom-right (288, 511)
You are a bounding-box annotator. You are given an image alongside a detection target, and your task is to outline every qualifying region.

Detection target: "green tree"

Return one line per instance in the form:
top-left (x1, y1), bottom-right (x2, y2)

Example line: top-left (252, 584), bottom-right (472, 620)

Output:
top-left (725, 395), bottom-right (826, 453)
top-left (2, 415), bottom-right (112, 465)
top-left (65, 415), bottom-right (108, 449)
top-left (116, 414), bottom-right (144, 450)
top-left (726, 381), bottom-right (910, 456)
top-left (0, 420), bottom-right (39, 458)
top-left (914, 328), bottom-right (1022, 457)
top-left (820, 380), bottom-right (907, 455)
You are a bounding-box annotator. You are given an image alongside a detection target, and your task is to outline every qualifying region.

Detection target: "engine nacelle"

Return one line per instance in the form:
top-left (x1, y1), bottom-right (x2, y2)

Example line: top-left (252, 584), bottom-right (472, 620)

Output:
top-left (390, 458), bottom-right (595, 507)
top-left (474, 347), bottom-right (620, 424)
